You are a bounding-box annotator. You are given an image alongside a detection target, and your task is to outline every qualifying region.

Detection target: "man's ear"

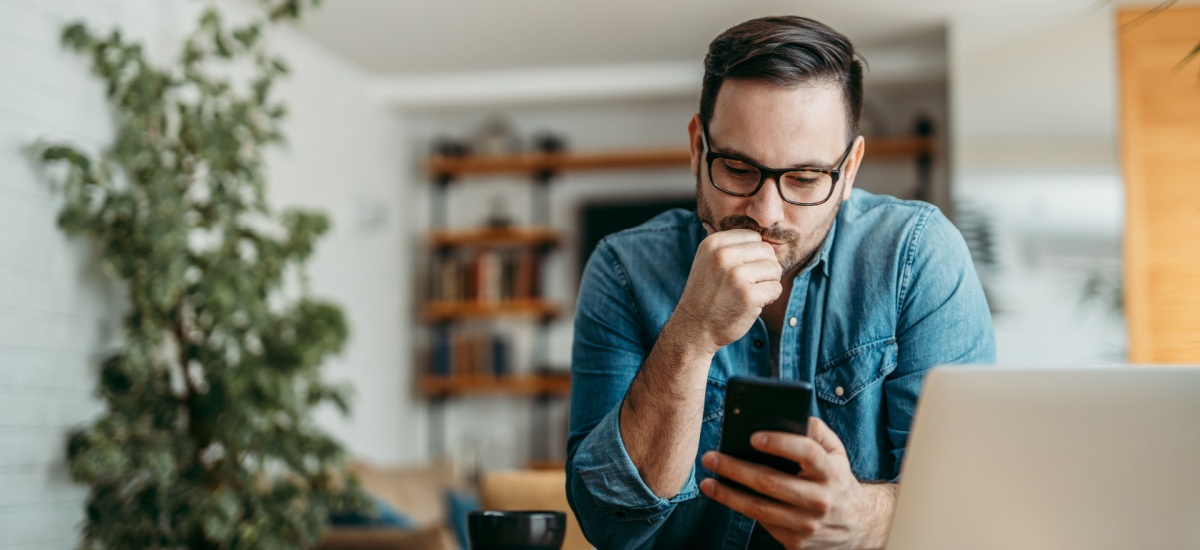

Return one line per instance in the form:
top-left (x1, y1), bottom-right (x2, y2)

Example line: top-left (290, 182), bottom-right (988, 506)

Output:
top-left (687, 113), bottom-right (703, 178)
top-left (841, 135), bottom-right (866, 201)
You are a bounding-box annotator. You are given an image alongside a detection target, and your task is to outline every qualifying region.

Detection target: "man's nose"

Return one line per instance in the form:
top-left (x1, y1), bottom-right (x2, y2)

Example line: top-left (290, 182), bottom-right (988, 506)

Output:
top-left (744, 177), bottom-right (787, 230)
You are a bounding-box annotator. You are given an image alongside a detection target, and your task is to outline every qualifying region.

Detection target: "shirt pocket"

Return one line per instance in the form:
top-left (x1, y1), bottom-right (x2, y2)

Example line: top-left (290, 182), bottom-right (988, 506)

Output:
top-left (815, 337), bottom-right (898, 405)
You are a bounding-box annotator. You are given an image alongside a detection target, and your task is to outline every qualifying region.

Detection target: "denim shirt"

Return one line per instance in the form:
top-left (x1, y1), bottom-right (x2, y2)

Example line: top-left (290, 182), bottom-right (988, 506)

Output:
top-left (566, 189), bottom-right (996, 549)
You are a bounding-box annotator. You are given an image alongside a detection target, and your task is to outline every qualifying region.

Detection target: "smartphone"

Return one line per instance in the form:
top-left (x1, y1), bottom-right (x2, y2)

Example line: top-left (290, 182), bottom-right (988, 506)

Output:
top-left (716, 376), bottom-right (813, 498)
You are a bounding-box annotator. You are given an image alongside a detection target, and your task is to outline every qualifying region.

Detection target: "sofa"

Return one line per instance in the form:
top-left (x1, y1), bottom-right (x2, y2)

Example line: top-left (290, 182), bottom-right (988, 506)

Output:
top-left (319, 461), bottom-right (590, 550)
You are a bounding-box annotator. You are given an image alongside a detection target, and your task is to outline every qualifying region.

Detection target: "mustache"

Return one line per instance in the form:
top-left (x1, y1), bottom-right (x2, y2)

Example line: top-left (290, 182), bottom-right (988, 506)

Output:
top-left (716, 215), bottom-right (801, 243)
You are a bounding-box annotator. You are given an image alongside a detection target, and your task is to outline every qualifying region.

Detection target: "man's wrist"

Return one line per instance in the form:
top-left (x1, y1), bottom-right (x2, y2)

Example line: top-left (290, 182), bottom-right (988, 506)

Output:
top-left (853, 482), bottom-right (898, 549)
top-left (664, 306), bottom-right (721, 358)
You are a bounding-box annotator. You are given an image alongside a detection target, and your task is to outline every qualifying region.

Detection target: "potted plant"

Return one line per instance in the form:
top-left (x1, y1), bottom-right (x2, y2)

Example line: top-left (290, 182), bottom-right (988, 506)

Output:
top-left (36, 0), bottom-right (366, 547)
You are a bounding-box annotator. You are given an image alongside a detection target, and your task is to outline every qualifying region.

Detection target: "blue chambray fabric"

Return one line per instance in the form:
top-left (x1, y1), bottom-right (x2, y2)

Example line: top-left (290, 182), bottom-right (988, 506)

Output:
top-left (566, 189), bottom-right (996, 549)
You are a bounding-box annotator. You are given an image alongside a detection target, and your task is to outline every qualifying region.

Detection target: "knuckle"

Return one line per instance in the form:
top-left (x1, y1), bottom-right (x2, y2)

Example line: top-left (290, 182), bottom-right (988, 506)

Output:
top-left (757, 472), bottom-right (781, 495)
top-left (810, 494), bottom-right (831, 516)
top-left (796, 520), bottom-right (818, 537)
top-left (747, 500), bottom-right (770, 520)
top-left (712, 247), bottom-right (732, 266)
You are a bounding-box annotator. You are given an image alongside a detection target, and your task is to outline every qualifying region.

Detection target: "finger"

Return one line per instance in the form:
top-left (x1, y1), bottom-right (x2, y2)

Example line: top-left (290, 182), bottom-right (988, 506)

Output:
top-left (701, 220), bottom-right (716, 236)
top-left (732, 260), bottom-right (785, 285)
top-left (709, 241), bottom-right (777, 269)
top-left (705, 228), bottom-right (768, 247)
top-left (750, 431), bottom-right (833, 483)
top-left (759, 523), bottom-right (815, 549)
top-left (806, 416), bottom-right (848, 457)
top-left (701, 452), bottom-right (828, 513)
top-left (699, 477), bottom-right (825, 530)
top-left (747, 279), bottom-right (784, 308)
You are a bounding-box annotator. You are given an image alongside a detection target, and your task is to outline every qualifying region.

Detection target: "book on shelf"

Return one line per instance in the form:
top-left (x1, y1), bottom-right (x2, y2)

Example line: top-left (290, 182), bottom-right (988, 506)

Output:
top-left (429, 329), bottom-right (515, 378)
top-left (431, 247), bottom-right (543, 304)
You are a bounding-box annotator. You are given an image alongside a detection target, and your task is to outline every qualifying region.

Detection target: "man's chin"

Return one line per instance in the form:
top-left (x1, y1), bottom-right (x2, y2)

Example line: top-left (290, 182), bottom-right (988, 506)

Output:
top-left (778, 245), bottom-right (818, 275)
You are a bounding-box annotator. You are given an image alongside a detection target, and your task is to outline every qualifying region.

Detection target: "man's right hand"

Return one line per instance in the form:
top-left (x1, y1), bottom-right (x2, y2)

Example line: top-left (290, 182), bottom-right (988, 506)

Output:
top-left (673, 222), bottom-right (784, 355)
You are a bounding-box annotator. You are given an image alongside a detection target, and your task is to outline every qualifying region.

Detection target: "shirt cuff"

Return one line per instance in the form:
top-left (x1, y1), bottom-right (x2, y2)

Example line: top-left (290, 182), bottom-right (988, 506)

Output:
top-left (571, 403), bottom-right (699, 518)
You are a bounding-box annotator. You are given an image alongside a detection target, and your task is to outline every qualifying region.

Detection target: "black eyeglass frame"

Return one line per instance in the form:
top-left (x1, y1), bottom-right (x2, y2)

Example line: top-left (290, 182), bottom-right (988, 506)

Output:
top-left (701, 124), bottom-right (858, 206)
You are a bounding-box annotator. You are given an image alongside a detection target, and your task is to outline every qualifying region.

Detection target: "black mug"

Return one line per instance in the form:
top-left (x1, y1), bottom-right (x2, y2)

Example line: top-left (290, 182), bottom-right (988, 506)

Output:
top-left (467, 510), bottom-right (566, 550)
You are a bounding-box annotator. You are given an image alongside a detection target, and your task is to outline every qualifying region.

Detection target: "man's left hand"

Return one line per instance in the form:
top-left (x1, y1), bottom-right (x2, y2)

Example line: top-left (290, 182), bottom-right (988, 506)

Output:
top-left (699, 417), bottom-right (895, 550)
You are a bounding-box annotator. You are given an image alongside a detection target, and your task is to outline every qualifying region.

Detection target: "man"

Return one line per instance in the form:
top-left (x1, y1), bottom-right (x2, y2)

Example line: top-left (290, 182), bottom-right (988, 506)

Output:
top-left (566, 16), bottom-right (994, 550)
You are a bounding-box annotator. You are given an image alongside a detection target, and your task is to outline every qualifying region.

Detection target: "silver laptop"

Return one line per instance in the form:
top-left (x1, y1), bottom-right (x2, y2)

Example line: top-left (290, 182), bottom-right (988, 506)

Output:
top-left (886, 367), bottom-right (1200, 550)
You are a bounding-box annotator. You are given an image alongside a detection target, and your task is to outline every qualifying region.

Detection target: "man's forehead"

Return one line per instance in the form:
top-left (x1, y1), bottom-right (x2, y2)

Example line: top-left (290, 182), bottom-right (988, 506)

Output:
top-left (707, 79), bottom-right (849, 166)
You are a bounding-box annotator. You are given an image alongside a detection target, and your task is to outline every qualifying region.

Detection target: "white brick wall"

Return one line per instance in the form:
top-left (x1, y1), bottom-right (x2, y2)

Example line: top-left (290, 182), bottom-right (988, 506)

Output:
top-left (0, 1), bottom-right (414, 547)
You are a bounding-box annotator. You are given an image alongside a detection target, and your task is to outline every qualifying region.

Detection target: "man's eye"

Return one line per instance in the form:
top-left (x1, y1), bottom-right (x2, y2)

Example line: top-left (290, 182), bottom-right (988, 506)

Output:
top-left (784, 172), bottom-right (824, 186)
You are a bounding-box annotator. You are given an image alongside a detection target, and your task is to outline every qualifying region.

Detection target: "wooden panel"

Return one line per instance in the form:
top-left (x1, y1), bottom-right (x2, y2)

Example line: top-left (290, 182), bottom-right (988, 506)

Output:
top-left (1118, 6), bottom-right (1200, 363)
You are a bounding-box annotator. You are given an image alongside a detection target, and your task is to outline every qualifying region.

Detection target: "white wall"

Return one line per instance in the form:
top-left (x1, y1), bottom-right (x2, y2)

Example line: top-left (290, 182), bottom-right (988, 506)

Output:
top-left (948, 2), bottom-right (1126, 366)
top-left (0, 1), bottom-right (410, 547)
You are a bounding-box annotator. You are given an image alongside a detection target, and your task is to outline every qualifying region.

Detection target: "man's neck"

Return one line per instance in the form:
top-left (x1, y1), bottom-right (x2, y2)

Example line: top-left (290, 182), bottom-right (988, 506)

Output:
top-left (761, 272), bottom-right (796, 334)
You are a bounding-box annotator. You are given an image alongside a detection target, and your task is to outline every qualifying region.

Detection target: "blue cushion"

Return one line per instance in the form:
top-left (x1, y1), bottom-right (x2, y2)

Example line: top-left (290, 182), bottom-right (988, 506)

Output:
top-left (445, 488), bottom-right (481, 548)
top-left (330, 494), bottom-right (417, 530)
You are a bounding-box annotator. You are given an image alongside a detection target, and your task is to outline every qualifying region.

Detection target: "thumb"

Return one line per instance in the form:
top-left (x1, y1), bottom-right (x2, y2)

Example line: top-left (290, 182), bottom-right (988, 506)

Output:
top-left (701, 220), bottom-right (716, 236)
top-left (807, 416), bottom-right (847, 457)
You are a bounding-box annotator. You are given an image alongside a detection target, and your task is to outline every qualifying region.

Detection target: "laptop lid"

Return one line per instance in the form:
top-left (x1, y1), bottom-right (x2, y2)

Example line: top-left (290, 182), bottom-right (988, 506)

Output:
top-left (887, 367), bottom-right (1200, 550)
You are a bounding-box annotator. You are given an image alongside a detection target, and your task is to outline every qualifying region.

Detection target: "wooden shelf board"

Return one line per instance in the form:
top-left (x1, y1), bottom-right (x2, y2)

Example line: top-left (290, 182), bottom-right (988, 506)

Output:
top-left (420, 373), bottom-right (572, 397)
top-left (427, 137), bottom-right (936, 178)
top-left (423, 299), bottom-right (560, 321)
top-left (428, 227), bottom-right (560, 248)
top-left (866, 136), bottom-right (936, 158)
top-left (525, 460), bottom-right (566, 471)
top-left (429, 148), bottom-right (689, 178)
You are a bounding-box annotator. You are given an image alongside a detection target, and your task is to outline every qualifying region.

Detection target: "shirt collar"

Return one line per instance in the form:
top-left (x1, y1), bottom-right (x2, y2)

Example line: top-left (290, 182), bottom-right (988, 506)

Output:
top-left (814, 217), bottom-right (837, 277)
top-left (788, 218), bottom-right (836, 280)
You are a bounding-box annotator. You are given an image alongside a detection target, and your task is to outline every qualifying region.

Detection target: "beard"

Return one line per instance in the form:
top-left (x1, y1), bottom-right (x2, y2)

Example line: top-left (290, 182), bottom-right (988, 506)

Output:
top-left (696, 177), bottom-right (842, 275)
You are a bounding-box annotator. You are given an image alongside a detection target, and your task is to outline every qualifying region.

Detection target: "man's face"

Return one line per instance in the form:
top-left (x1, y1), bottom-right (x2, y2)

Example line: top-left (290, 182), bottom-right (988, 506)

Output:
top-left (689, 79), bottom-right (863, 274)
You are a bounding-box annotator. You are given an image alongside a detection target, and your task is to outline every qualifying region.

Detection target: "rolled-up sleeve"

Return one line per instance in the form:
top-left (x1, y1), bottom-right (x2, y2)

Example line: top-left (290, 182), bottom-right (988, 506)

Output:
top-left (885, 208), bottom-right (997, 475)
top-left (566, 240), bottom-right (694, 548)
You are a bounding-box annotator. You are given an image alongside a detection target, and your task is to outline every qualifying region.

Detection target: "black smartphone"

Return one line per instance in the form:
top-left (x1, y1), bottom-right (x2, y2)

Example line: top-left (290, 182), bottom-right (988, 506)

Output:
top-left (716, 376), bottom-right (813, 497)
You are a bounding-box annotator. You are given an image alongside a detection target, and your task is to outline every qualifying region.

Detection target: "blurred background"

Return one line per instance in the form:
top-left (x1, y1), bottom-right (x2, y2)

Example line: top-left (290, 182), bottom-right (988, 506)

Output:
top-left (1, 0), bottom-right (1197, 547)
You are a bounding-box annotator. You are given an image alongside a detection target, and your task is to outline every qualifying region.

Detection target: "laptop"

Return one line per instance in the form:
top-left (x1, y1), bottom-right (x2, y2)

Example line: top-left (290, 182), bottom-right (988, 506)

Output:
top-left (886, 367), bottom-right (1200, 550)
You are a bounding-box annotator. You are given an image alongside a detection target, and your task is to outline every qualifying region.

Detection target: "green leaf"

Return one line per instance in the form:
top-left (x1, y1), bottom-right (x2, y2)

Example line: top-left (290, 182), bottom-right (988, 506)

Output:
top-left (199, 8), bottom-right (220, 30)
top-left (61, 22), bottom-right (91, 51)
top-left (233, 25), bottom-right (262, 49)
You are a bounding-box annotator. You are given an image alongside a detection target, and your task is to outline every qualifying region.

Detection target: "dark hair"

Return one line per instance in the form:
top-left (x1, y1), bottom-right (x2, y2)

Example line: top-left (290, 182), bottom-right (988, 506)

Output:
top-left (700, 16), bottom-right (865, 139)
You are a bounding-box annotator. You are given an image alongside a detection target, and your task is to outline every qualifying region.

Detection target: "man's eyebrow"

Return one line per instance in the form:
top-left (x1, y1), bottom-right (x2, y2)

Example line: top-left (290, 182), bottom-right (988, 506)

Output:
top-left (710, 143), bottom-right (834, 170)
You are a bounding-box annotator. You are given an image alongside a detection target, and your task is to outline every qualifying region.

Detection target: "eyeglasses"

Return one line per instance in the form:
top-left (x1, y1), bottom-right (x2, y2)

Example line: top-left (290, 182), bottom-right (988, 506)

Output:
top-left (701, 125), bottom-right (856, 206)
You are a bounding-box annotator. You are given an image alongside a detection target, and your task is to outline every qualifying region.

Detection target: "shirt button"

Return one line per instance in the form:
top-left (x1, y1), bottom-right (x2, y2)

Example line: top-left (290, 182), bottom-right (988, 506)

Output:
top-left (788, 317), bottom-right (798, 327)
top-left (835, 386), bottom-right (845, 397)
top-left (753, 340), bottom-right (763, 349)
